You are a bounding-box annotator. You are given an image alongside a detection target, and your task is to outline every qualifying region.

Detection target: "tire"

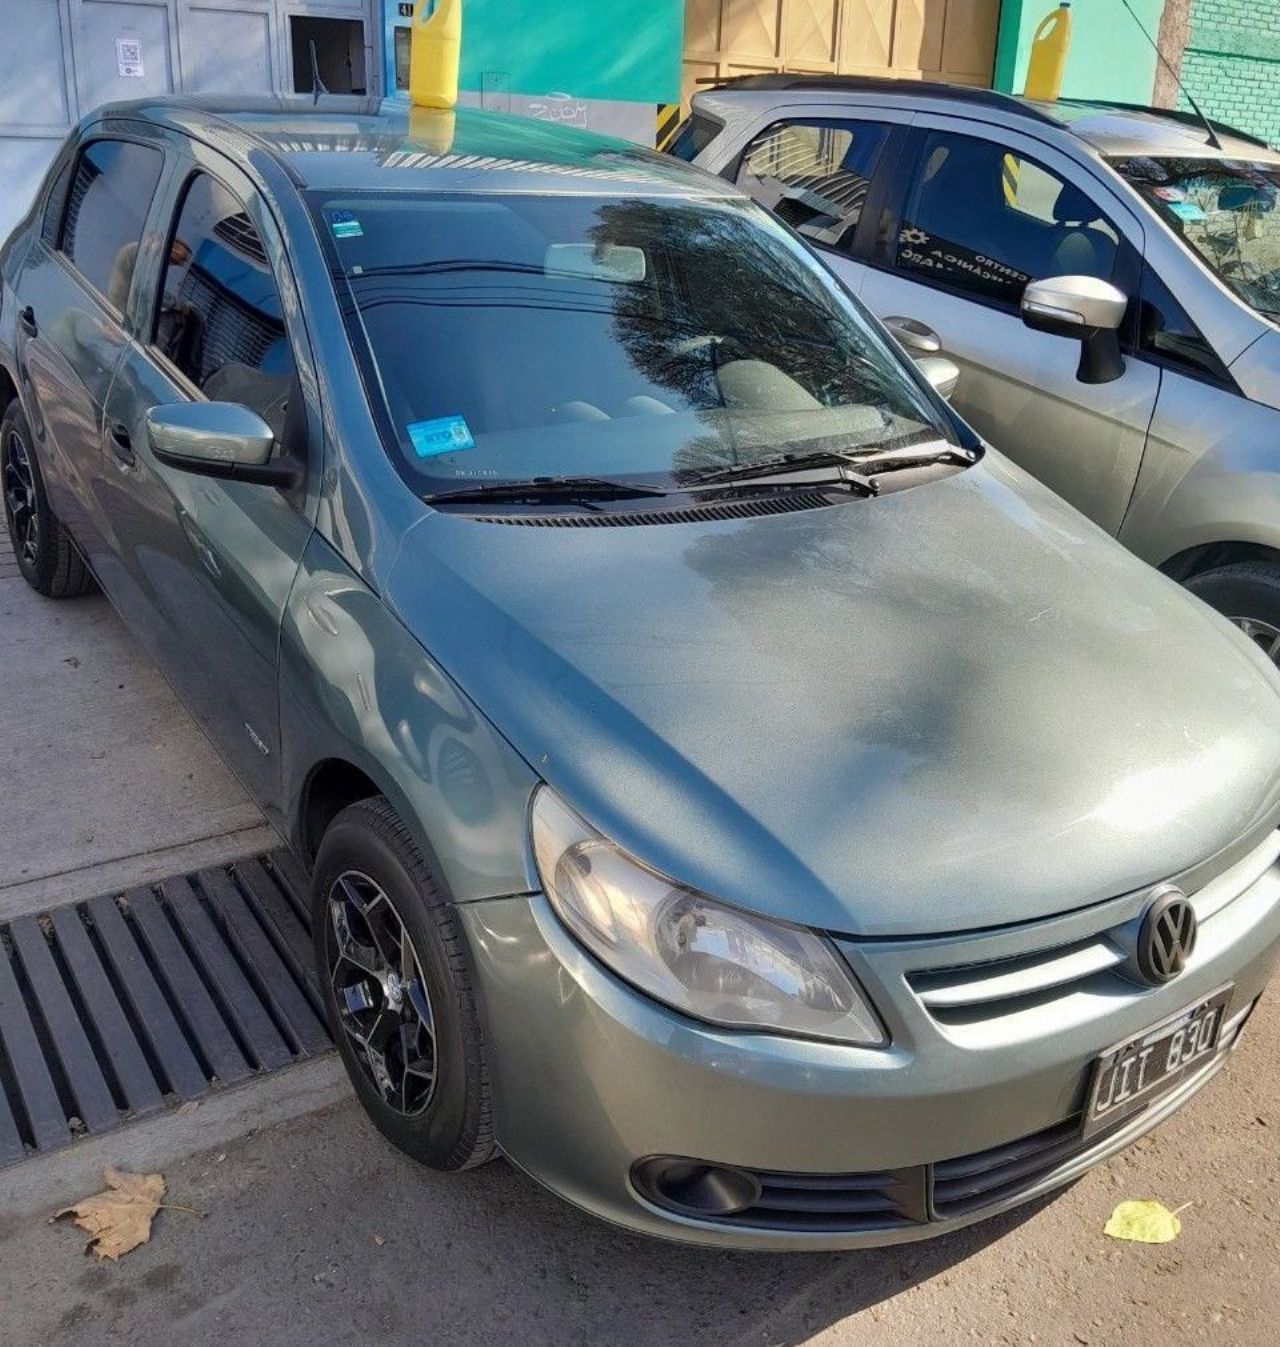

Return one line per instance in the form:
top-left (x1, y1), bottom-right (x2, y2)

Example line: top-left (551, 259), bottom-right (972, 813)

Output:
top-left (1, 400), bottom-right (95, 598)
top-left (1186, 562), bottom-right (1280, 664)
top-left (311, 796), bottom-right (494, 1170)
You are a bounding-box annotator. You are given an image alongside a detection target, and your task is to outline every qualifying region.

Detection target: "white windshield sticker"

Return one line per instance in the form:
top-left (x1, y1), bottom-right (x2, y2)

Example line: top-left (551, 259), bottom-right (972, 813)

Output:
top-left (408, 416), bottom-right (476, 458)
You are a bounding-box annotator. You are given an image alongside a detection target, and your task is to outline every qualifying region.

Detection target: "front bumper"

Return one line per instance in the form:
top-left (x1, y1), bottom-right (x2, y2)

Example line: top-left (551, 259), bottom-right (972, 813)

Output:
top-left (460, 841), bottom-right (1280, 1250)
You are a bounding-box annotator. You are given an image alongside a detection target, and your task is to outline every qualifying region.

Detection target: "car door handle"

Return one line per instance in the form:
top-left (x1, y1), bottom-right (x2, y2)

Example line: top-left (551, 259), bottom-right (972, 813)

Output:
top-left (883, 316), bottom-right (941, 355)
top-left (18, 306), bottom-right (37, 338)
top-left (108, 421), bottom-right (135, 467)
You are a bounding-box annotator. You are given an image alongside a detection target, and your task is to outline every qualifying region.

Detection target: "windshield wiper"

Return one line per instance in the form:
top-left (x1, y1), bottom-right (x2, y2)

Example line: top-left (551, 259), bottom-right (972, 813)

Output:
top-left (424, 475), bottom-right (669, 509)
top-left (847, 443), bottom-right (979, 473)
top-left (686, 441), bottom-right (976, 490)
top-left (683, 450), bottom-right (879, 491)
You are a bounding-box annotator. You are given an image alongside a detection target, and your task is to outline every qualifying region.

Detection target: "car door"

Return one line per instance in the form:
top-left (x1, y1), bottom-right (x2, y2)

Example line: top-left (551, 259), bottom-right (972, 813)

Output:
top-left (729, 108), bottom-right (912, 301)
top-left (99, 151), bottom-right (320, 811)
top-left (14, 135), bottom-right (165, 578)
top-left (1116, 265), bottom-right (1267, 562)
top-left (856, 118), bottom-right (1159, 535)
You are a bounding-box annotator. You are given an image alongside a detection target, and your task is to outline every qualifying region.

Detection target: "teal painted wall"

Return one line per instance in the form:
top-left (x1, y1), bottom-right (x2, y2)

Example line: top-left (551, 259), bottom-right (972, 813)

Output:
top-left (994, 0), bottom-right (1163, 103)
top-left (460, 0), bottom-right (682, 102)
top-left (387, 1), bottom-right (683, 105)
top-left (1178, 0), bottom-right (1280, 143)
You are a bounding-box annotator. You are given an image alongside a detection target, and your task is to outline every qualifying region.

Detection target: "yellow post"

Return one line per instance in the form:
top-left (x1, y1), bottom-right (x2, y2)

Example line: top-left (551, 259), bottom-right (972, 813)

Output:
top-left (1023, 2), bottom-right (1073, 102)
top-left (410, 0), bottom-right (462, 111)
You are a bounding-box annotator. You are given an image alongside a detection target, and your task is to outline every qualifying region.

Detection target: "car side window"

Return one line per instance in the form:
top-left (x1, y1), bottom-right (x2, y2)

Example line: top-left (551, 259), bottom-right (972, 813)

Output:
top-left (152, 173), bottom-right (296, 439)
top-left (1136, 266), bottom-right (1232, 386)
top-left (668, 112), bottom-right (721, 163)
top-left (736, 119), bottom-right (890, 250)
top-left (891, 130), bottom-right (1119, 309)
top-left (61, 140), bottom-right (164, 311)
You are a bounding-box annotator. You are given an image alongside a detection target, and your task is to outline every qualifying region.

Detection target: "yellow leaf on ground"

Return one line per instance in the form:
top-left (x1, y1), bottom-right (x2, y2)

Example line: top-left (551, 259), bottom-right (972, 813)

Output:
top-left (55, 1168), bottom-right (166, 1260)
top-left (1103, 1199), bottom-right (1183, 1244)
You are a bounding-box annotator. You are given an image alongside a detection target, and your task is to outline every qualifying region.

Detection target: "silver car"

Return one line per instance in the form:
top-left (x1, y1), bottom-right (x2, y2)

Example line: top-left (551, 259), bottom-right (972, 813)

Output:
top-left (5, 97), bottom-right (1280, 1252)
top-left (680, 78), bottom-right (1280, 660)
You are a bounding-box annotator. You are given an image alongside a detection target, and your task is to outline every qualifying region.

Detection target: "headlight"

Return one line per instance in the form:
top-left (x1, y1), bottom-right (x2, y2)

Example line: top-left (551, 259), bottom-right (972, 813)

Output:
top-left (531, 786), bottom-right (886, 1046)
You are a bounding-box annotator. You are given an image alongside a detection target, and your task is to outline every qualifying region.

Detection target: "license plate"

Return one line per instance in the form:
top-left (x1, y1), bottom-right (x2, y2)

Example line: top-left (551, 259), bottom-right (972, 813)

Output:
top-left (1081, 985), bottom-right (1233, 1140)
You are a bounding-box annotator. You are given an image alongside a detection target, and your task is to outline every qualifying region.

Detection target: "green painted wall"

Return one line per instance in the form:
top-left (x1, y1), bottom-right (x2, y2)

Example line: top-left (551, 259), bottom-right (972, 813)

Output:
top-left (454, 0), bottom-right (683, 103)
top-left (994, 0), bottom-right (1163, 103)
top-left (1178, 0), bottom-right (1280, 143)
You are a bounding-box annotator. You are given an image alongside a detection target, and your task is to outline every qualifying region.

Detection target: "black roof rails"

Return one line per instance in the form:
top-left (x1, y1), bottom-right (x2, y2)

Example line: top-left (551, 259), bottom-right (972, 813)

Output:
top-left (1055, 98), bottom-right (1274, 150)
top-left (700, 73), bottom-right (1065, 130)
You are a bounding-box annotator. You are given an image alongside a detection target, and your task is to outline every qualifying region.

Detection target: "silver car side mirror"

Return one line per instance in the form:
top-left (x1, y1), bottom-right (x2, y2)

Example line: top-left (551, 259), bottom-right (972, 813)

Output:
top-left (1020, 275), bottom-right (1128, 385)
top-left (915, 354), bottom-right (960, 400)
top-left (145, 402), bottom-right (299, 487)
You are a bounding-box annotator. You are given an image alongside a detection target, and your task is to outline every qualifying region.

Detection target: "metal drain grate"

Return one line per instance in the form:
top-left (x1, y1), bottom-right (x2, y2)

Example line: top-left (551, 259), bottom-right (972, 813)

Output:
top-left (0, 850), bottom-right (332, 1168)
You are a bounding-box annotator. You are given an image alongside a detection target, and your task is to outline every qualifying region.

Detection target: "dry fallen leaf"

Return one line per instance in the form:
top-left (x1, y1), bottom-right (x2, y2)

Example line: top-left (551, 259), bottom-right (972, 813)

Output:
top-left (55, 1168), bottom-right (166, 1260)
top-left (1103, 1199), bottom-right (1187, 1244)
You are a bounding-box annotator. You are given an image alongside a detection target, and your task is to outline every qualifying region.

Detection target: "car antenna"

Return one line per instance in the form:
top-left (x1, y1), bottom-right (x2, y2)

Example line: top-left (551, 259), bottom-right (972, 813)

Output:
top-left (1118, 0), bottom-right (1222, 150)
top-left (309, 38), bottom-right (328, 104)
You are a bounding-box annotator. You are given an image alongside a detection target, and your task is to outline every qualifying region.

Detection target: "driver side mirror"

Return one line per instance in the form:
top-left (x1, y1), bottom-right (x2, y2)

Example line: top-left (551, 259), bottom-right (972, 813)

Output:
top-left (1020, 275), bottom-right (1129, 385)
top-left (145, 402), bottom-right (300, 487)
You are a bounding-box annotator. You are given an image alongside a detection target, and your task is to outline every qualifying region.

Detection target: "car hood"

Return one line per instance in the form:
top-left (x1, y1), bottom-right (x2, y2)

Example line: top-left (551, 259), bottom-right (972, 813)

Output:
top-left (385, 455), bottom-right (1280, 936)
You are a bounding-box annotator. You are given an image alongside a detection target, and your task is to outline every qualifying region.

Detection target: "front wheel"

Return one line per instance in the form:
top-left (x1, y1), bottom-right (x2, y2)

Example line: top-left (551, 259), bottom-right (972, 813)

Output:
top-left (311, 797), bottom-right (494, 1170)
top-left (1186, 562), bottom-right (1280, 667)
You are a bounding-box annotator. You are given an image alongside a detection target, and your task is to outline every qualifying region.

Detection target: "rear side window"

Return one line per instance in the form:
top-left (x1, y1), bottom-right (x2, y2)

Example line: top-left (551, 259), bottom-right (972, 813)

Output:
top-left (736, 119), bottom-right (890, 250)
top-left (62, 140), bottom-right (164, 310)
top-left (153, 173), bottom-right (294, 437)
top-left (667, 112), bottom-right (721, 163)
top-left (892, 130), bottom-right (1119, 308)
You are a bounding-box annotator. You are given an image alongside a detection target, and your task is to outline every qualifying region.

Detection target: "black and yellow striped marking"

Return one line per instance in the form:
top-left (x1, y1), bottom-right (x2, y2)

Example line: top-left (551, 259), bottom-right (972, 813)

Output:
top-left (1002, 152), bottom-right (1020, 206)
top-left (656, 102), bottom-right (681, 151)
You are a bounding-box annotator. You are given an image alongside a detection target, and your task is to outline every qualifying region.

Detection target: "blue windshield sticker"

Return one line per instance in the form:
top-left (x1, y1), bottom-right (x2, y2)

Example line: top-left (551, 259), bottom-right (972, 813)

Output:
top-left (1167, 199), bottom-right (1206, 223)
top-left (330, 210), bottom-right (363, 239)
top-left (408, 415), bottom-right (476, 458)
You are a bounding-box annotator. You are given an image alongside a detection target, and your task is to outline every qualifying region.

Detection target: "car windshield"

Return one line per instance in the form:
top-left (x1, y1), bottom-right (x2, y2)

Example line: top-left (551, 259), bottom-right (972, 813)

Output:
top-left (1112, 155), bottom-right (1280, 320)
top-left (310, 190), bottom-right (952, 493)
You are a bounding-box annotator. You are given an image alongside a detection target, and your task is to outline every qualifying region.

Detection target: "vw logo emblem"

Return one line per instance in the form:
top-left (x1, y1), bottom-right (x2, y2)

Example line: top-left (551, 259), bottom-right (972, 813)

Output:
top-left (1135, 887), bottom-right (1198, 985)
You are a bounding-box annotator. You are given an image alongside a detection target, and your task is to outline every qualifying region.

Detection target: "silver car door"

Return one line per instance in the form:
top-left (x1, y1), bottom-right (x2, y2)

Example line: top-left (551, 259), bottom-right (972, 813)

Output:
top-left (1118, 268), bottom-right (1276, 567)
top-left (858, 115), bottom-right (1158, 534)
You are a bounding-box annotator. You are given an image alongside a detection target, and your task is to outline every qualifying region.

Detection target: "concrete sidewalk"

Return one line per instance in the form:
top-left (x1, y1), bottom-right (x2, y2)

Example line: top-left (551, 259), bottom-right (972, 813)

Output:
top-left (0, 530), bottom-right (277, 922)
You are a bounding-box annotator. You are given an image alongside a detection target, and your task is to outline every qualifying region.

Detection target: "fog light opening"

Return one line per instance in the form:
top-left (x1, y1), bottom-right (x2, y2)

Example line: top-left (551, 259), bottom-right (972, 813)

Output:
top-left (631, 1156), bottom-right (762, 1218)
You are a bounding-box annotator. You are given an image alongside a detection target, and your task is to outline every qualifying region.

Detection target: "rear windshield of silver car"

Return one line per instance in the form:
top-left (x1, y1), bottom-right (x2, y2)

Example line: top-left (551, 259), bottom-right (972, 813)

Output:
top-left (309, 191), bottom-right (955, 491)
top-left (1112, 155), bottom-right (1280, 320)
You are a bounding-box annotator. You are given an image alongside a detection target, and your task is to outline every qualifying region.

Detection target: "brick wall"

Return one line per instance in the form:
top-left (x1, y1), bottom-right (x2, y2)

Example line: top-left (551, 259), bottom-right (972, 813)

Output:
top-left (1177, 0), bottom-right (1280, 143)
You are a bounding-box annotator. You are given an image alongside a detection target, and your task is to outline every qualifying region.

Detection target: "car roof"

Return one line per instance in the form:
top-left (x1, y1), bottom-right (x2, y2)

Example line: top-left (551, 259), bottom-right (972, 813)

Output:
top-left (89, 95), bottom-right (731, 198)
top-left (694, 76), bottom-right (1280, 165)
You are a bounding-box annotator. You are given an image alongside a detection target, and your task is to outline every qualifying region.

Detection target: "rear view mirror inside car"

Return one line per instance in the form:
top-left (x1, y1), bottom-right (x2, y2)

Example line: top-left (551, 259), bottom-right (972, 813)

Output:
top-left (545, 243), bottom-right (646, 283)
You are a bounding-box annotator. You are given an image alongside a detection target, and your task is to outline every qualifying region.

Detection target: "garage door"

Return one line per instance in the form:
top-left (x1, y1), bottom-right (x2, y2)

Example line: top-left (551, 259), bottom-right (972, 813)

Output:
top-left (0, 0), bottom-right (376, 241)
top-left (681, 0), bottom-right (1001, 107)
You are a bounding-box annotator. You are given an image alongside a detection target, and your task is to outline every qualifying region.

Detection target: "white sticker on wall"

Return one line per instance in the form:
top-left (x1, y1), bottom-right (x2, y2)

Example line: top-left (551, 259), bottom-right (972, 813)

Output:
top-left (116, 38), bottom-right (144, 79)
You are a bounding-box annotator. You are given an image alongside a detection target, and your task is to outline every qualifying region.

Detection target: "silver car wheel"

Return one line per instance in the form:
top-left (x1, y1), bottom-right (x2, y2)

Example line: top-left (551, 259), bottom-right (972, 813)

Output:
top-left (1232, 617), bottom-right (1280, 665)
top-left (326, 869), bottom-right (438, 1117)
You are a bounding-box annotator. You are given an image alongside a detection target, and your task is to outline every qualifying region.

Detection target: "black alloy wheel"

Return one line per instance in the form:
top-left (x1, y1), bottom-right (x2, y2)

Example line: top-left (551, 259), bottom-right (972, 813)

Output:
top-left (325, 869), bottom-right (438, 1116)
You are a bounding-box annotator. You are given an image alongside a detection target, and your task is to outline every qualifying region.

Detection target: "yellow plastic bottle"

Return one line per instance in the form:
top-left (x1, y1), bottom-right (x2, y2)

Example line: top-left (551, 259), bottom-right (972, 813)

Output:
top-left (410, 0), bottom-right (462, 110)
top-left (1023, 2), bottom-right (1073, 102)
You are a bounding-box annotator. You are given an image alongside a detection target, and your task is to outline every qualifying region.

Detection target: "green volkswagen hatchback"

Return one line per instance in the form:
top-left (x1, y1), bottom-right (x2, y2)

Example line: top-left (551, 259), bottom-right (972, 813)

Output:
top-left (5, 97), bottom-right (1280, 1249)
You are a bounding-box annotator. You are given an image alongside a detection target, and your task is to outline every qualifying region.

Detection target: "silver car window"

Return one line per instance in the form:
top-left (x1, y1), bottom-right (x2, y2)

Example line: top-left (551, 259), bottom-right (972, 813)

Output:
top-left (735, 119), bottom-right (891, 250)
top-left (894, 130), bottom-right (1120, 309)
